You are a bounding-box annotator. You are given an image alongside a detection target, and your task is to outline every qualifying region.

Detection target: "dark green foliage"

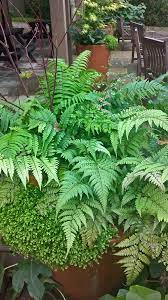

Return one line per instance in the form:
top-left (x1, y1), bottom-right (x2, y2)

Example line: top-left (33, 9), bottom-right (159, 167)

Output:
top-left (0, 184), bottom-right (117, 269)
top-left (0, 259), bottom-right (62, 300)
top-left (25, 0), bottom-right (50, 20)
top-left (129, 0), bottom-right (168, 26)
top-left (12, 261), bottom-right (52, 299)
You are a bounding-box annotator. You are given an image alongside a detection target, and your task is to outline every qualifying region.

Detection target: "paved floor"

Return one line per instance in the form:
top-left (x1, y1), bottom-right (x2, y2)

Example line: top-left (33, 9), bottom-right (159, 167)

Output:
top-left (0, 47), bottom-right (134, 101)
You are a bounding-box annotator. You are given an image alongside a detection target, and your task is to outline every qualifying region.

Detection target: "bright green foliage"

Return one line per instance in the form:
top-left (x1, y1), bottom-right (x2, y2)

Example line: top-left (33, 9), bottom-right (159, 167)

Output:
top-left (0, 184), bottom-right (117, 269)
top-left (0, 104), bottom-right (59, 188)
top-left (120, 79), bottom-right (166, 104)
top-left (73, 155), bottom-right (119, 211)
top-left (121, 145), bottom-right (168, 191)
top-left (104, 35), bottom-right (118, 50)
top-left (1, 53), bottom-right (168, 256)
top-left (41, 50), bottom-right (100, 113)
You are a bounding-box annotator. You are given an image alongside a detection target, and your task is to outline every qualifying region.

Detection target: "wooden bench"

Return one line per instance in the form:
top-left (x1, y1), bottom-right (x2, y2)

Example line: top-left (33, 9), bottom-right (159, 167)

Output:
top-left (143, 37), bottom-right (168, 78)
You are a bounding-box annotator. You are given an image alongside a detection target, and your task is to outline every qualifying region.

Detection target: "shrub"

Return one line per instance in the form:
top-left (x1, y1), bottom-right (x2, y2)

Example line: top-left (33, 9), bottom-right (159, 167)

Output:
top-left (104, 35), bottom-right (118, 50)
top-left (129, 0), bottom-right (168, 26)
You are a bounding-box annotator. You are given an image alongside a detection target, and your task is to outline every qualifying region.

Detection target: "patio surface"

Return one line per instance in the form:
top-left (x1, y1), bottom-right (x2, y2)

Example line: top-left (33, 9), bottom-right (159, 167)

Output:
top-left (0, 49), bottom-right (134, 101)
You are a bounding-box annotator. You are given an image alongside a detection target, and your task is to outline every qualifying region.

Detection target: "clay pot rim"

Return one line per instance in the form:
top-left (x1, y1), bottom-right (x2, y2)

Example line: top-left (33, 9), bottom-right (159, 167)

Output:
top-left (76, 43), bottom-right (108, 48)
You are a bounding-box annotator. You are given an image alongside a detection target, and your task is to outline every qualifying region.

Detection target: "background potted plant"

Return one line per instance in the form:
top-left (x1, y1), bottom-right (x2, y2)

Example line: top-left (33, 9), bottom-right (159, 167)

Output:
top-left (71, 0), bottom-right (120, 74)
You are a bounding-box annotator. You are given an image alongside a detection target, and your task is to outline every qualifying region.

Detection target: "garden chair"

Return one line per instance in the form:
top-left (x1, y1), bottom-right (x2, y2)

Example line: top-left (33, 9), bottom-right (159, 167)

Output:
top-left (117, 17), bottom-right (132, 50)
top-left (130, 21), bottom-right (145, 64)
top-left (133, 27), bottom-right (144, 76)
top-left (143, 37), bottom-right (168, 79)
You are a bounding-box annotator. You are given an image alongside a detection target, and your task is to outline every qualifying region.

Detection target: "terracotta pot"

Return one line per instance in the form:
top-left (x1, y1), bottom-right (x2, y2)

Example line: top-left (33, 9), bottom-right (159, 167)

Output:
top-left (53, 249), bottom-right (125, 300)
top-left (76, 44), bottom-right (110, 75)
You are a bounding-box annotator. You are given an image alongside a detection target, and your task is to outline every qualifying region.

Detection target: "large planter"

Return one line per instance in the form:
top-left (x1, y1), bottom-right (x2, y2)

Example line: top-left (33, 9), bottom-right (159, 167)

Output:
top-left (76, 44), bottom-right (110, 75)
top-left (53, 249), bottom-right (124, 300)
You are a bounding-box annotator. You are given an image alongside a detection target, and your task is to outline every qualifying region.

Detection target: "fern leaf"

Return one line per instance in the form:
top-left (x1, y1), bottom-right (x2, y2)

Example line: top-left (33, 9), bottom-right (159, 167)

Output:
top-left (0, 129), bottom-right (29, 158)
top-left (136, 185), bottom-right (168, 222)
top-left (15, 156), bottom-right (30, 187)
top-left (56, 171), bottom-right (93, 213)
top-left (59, 201), bottom-right (92, 254)
top-left (40, 157), bottom-right (59, 185)
top-left (110, 131), bottom-right (119, 156)
top-left (73, 155), bottom-right (118, 211)
top-left (29, 156), bottom-right (42, 189)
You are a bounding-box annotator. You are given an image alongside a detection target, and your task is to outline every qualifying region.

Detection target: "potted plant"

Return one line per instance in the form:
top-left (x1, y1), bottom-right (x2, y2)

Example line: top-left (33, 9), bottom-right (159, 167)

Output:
top-left (71, 0), bottom-right (120, 74)
top-left (0, 52), bottom-right (167, 300)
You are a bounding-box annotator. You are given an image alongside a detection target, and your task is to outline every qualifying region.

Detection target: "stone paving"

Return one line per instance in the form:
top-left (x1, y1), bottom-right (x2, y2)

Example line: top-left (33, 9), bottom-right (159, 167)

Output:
top-left (1, 24), bottom-right (168, 100)
top-left (0, 49), bottom-right (134, 101)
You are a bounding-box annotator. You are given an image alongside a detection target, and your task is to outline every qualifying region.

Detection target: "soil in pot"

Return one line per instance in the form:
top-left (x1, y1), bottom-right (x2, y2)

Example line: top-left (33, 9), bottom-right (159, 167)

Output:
top-left (76, 44), bottom-right (110, 75)
top-left (53, 250), bottom-right (125, 300)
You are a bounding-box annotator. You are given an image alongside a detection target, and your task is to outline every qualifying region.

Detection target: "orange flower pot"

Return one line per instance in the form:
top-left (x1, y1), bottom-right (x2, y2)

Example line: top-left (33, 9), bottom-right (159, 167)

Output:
top-left (53, 243), bottom-right (125, 300)
top-left (76, 44), bottom-right (110, 75)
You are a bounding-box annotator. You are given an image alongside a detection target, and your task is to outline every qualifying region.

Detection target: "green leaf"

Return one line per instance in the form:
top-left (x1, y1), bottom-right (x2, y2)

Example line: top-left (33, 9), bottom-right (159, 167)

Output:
top-left (27, 277), bottom-right (45, 300)
top-left (15, 156), bottom-right (30, 188)
top-left (30, 156), bottom-right (42, 189)
top-left (40, 157), bottom-right (59, 185)
top-left (12, 269), bottom-right (25, 293)
top-left (127, 285), bottom-right (161, 300)
top-left (110, 131), bottom-right (119, 156)
top-left (99, 295), bottom-right (114, 300)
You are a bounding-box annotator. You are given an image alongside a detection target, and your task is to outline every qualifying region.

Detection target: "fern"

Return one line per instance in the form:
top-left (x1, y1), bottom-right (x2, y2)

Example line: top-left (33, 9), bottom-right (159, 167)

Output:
top-left (59, 201), bottom-right (94, 255)
top-left (0, 106), bottom-right (18, 133)
top-left (0, 177), bottom-right (21, 207)
top-left (118, 109), bottom-right (168, 142)
top-left (122, 145), bottom-right (168, 190)
top-left (117, 228), bottom-right (167, 284)
top-left (120, 79), bottom-right (165, 103)
top-left (73, 155), bottom-right (119, 210)
top-left (41, 51), bottom-right (100, 114)
top-left (0, 128), bottom-right (30, 158)
top-left (71, 139), bottom-right (111, 158)
top-left (56, 171), bottom-right (93, 213)
top-left (135, 185), bottom-right (168, 222)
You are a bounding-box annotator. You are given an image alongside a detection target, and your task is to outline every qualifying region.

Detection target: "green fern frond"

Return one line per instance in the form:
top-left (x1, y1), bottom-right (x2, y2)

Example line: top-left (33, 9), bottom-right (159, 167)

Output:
top-left (135, 185), bottom-right (168, 222)
top-left (0, 106), bottom-right (18, 133)
top-left (0, 177), bottom-right (21, 207)
top-left (59, 200), bottom-right (94, 254)
top-left (110, 131), bottom-right (119, 156)
top-left (73, 155), bottom-right (118, 210)
top-left (14, 156), bottom-right (30, 187)
top-left (40, 157), bottom-right (59, 185)
top-left (118, 109), bottom-right (168, 142)
top-left (56, 171), bottom-right (93, 213)
top-left (28, 108), bottom-right (56, 132)
top-left (117, 232), bottom-right (151, 284)
top-left (120, 79), bottom-right (165, 102)
top-left (0, 128), bottom-right (30, 158)
top-left (69, 50), bottom-right (91, 74)
top-left (72, 139), bottom-right (110, 158)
